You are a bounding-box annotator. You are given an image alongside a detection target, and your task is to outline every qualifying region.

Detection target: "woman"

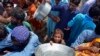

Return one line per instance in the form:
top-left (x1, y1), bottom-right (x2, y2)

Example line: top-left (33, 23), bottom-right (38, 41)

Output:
top-left (75, 38), bottom-right (100, 56)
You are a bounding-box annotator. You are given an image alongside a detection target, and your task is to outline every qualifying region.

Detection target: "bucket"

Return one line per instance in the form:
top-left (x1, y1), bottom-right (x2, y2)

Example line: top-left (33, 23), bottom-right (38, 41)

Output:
top-left (33, 2), bottom-right (51, 21)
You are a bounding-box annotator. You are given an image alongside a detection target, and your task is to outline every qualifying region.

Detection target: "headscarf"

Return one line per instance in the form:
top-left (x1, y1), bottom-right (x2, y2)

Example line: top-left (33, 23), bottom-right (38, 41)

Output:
top-left (11, 26), bottom-right (30, 43)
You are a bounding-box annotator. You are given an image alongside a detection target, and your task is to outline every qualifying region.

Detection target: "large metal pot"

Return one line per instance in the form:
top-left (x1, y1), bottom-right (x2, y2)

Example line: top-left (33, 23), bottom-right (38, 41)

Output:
top-left (35, 43), bottom-right (75, 56)
top-left (33, 2), bottom-right (51, 20)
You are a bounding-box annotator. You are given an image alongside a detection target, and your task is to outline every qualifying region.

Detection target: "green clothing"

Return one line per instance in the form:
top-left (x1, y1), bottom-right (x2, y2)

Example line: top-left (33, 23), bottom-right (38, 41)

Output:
top-left (7, 21), bottom-right (32, 31)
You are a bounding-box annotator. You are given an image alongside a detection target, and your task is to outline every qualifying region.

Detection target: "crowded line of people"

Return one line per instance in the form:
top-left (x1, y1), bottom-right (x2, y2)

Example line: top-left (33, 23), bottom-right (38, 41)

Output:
top-left (0, 0), bottom-right (100, 56)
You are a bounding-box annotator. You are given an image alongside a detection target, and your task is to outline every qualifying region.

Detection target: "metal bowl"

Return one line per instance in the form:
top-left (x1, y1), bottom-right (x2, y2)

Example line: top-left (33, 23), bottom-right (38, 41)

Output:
top-left (33, 2), bottom-right (51, 20)
top-left (35, 43), bottom-right (75, 56)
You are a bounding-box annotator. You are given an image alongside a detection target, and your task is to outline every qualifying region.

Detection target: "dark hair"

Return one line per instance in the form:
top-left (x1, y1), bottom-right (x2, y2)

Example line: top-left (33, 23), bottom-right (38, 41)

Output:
top-left (95, 23), bottom-right (100, 35)
top-left (12, 7), bottom-right (25, 22)
top-left (70, 0), bottom-right (81, 6)
top-left (0, 23), bottom-right (8, 40)
top-left (3, 1), bottom-right (13, 8)
top-left (89, 4), bottom-right (100, 18)
top-left (0, 5), bottom-right (4, 15)
top-left (29, 0), bottom-right (35, 3)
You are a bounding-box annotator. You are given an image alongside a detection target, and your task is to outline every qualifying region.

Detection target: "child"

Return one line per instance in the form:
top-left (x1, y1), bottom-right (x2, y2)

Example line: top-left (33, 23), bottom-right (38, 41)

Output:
top-left (50, 28), bottom-right (65, 45)
top-left (7, 7), bottom-right (32, 31)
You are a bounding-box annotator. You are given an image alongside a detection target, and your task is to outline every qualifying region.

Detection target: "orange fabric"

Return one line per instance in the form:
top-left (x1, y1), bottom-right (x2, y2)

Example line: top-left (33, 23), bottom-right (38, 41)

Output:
top-left (94, 38), bottom-right (100, 43)
top-left (90, 38), bottom-right (100, 46)
top-left (28, 4), bottom-right (44, 30)
top-left (28, 4), bottom-right (36, 16)
top-left (75, 38), bottom-right (100, 56)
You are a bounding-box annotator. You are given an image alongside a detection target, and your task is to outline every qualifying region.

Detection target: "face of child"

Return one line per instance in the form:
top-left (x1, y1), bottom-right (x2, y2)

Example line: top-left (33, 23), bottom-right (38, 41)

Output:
top-left (53, 33), bottom-right (62, 43)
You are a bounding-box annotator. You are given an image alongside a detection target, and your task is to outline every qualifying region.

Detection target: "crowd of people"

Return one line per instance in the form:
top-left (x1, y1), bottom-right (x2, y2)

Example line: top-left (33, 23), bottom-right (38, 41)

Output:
top-left (0, 0), bottom-right (100, 56)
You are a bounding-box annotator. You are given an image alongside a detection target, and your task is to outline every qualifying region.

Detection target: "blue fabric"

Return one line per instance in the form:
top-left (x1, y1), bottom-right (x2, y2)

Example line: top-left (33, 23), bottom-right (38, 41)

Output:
top-left (11, 26), bottom-right (30, 43)
top-left (50, 0), bottom-right (69, 6)
top-left (51, 4), bottom-right (76, 31)
top-left (71, 30), bottom-right (100, 48)
top-left (0, 33), bottom-right (12, 51)
top-left (4, 32), bottom-right (40, 56)
top-left (67, 13), bottom-right (96, 46)
top-left (51, 2), bottom-right (77, 42)
top-left (0, 27), bottom-right (12, 51)
top-left (47, 0), bottom-right (69, 37)
top-left (80, 0), bottom-right (96, 14)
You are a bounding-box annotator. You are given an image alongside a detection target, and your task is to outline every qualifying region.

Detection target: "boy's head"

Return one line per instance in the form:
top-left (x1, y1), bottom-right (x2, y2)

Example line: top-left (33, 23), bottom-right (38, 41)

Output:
top-left (91, 1), bottom-right (100, 24)
top-left (52, 28), bottom-right (64, 43)
top-left (96, 0), bottom-right (100, 5)
top-left (69, 0), bottom-right (81, 11)
top-left (0, 23), bottom-right (8, 41)
top-left (11, 26), bottom-right (30, 46)
top-left (11, 7), bottom-right (25, 25)
top-left (89, 3), bottom-right (100, 19)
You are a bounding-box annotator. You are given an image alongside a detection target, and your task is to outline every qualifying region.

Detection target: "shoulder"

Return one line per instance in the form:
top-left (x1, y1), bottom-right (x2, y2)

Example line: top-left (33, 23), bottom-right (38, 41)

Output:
top-left (29, 32), bottom-right (41, 46)
top-left (23, 21), bottom-right (31, 26)
top-left (75, 13), bottom-right (84, 16)
top-left (30, 32), bottom-right (39, 41)
top-left (74, 13), bottom-right (85, 19)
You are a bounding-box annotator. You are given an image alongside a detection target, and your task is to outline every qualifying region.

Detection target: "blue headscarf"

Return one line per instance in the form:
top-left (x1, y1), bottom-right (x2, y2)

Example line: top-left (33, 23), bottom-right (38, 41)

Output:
top-left (11, 26), bottom-right (30, 43)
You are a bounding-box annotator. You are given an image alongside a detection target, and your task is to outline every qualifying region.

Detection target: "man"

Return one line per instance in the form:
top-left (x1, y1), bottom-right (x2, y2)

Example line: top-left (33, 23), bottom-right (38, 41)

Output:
top-left (0, 5), bottom-right (11, 24)
top-left (66, 3), bottom-right (100, 46)
top-left (0, 26), bottom-right (40, 56)
top-left (71, 23), bottom-right (100, 48)
top-left (51, 0), bottom-right (81, 42)
top-left (47, 0), bottom-right (69, 38)
top-left (3, 1), bottom-right (14, 18)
